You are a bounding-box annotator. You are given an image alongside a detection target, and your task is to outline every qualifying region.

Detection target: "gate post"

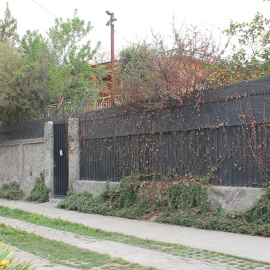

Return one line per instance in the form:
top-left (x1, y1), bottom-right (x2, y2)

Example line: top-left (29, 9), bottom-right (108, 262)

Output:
top-left (68, 117), bottom-right (80, 187)
top-left (44, 121), bottom-right (54, 196)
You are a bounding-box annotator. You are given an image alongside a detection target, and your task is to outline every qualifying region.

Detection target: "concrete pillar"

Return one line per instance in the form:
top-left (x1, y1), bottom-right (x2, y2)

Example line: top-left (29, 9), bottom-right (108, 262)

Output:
top-left (68, 117), bottom-right (80, 186)
top-left (44, 121), bottom-right (54, 196)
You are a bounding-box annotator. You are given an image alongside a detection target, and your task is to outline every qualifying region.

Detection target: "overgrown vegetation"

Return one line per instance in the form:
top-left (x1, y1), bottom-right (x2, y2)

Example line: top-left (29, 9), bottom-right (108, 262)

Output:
top-left (59, 169), bottom-right (270, 237)
top-left (116, 11), bottom-right (270, 110)
top-left (26, 172), bottom-right (50, 203)
top-left (1, 3), bottom-right (269, 122)
top-left (58, 170), bottom-right (216, 220)
top-left (0, 6), bottom-right (106, 124)
top-left (116, 26), bottom-right (231, 110)
top-left (225, 12), bottom-right (270, 81)
top-left (0, 182), bottom-right (24, 200)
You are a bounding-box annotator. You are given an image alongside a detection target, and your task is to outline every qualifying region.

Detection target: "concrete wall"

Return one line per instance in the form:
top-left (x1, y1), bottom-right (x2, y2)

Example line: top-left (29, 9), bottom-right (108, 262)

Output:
top-left (68, 118), bottom-right (80, 187)
top-left (44, 121), bottom-right (54, 196)
top-left (208, 186), bottom-right (265, 212)
top-left (0, 138), bottom-right (44, 195)
top-left (0, 121), bottom-right (54, 196)
top-left (73, 180), bottom-right (119, 197)
top-left (0, 143), bottom-right (20, 183)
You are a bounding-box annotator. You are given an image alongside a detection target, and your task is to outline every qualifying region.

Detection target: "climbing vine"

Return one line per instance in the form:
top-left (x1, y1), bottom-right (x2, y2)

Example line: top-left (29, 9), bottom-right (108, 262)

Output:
top-left (78, 78), bottom-right (270, 187)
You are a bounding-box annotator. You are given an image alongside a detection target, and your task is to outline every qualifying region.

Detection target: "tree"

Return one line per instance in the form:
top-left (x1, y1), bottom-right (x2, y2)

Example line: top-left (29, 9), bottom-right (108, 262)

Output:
top-left (0, 42), bottom-right (21, 104)
top-left (0, 9), bottom-right (105, 124)
top-left (0, 2), bottom-right (18, 43)
top-left (44, 9), bottom-right (104, 115)
top-left (225, 12), bottom-right (270, 80)
top-left (18, 30), bottom-right (52, 117)
top-left (116, 25), bottom-right (229, 109)
top-left (117, 42), bottom-right (157, 105)
top-left (0, 41), bottom-right (40, 124)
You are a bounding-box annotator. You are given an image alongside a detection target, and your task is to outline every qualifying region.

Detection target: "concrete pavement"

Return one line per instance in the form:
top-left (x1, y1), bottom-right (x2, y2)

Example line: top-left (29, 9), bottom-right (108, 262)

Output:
top-left (0, 199), bottom-right (269, 264)
top-left (1, 216), bottom-right (227, 270)
top-left (10, 247), bottom-right (77, 270)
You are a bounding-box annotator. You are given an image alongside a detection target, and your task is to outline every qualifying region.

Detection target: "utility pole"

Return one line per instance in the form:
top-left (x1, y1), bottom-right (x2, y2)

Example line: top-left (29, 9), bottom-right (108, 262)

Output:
top-left (106, 11), bottom-right (117, 106)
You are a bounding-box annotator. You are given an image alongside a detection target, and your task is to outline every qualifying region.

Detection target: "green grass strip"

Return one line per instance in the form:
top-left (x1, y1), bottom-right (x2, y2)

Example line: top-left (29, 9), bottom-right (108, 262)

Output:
top-left (0, 223), bottom-right (153, 270)
top-left (0, 206), bottom-right (269, 270)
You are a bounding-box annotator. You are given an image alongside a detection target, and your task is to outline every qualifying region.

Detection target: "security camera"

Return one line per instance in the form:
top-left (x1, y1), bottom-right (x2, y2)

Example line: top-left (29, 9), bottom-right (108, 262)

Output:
top-left (106, 20), bottom-right (111, 26)
top-left (106, 10), bottom-right (111, 15)
top-left (111, 18), bottom-right (117, 22)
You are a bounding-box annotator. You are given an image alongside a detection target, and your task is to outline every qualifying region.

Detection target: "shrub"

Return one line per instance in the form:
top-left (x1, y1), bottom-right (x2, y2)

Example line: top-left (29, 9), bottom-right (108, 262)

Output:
top-left (58, 188), bottom-right (96, 213)
top-left (59, 170), bottom-right (270, 237)
top-left (116, 25), bottom-right (231, 110)
top-left (167, 182), bottom-right (210, 212)
top-left (107, 174), bottom-right (142, 208)
top-left (0, 181), bottom-right (24, 200)
top-left (243, 187), bottom-right (270, 224)
top-left (26, 172), bottom-right (50, 203)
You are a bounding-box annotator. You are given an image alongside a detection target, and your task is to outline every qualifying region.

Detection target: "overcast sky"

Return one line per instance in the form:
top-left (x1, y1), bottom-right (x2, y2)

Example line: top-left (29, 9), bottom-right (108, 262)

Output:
top-left (0, 0), bottom-right (269, 61)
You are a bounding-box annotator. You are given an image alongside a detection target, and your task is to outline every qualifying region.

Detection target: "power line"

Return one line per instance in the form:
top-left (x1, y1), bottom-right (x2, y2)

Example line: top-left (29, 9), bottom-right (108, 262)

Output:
top-left (31, 0), bottom-right (57, 18)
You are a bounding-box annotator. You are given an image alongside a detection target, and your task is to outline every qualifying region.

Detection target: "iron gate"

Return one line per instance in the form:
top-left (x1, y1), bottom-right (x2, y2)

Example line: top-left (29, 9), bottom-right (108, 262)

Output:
top-left (53, 122), bottom-right (68, 196)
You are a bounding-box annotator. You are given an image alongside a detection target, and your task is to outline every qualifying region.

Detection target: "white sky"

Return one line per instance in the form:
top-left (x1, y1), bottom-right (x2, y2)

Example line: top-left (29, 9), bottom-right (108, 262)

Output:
top-left (0, 0), bottom-right (269, 61)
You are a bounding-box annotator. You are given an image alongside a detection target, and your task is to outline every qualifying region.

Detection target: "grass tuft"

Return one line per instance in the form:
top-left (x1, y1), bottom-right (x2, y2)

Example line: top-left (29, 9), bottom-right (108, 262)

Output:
top-left (0, 182), bottom-right (24, 201)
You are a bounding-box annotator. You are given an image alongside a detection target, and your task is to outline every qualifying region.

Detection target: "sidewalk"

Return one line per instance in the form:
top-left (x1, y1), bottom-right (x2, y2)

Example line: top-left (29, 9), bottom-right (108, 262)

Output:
top-left (0, 199), bottom-right (269, 264)
top-left (0, 216), bottom-right (225, 270)
top-left (10, 247), bottom-right (77, 270)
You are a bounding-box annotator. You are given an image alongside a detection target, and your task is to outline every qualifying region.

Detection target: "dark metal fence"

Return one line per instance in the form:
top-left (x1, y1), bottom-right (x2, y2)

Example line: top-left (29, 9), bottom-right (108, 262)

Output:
top-left (0, 118), bottom-right (52, 142)
top-left (80, 78), bottom-right (270, 187)
top-left (80, 125), bottom-right (270, 186)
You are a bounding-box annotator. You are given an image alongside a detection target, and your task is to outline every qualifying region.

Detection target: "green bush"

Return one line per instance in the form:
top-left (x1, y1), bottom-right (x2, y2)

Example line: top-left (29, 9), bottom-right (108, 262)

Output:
top-left (0, 181), bottom-right (24, 200)
top-left (167, 182), bottom-right (210, 212)
top-left (26, 172), bottom-right (50, 203)
top-left (58, 175), bottom-right (150, 218)
top-left (58, 171), bottom-right (270, 237)
top-left (244, 187), bottom-right (270, 223)
top-left (58, 189), bottom-right (96, 213)
top-left (104, 174), bottom-right (142, 208)
top-left (156, 186), bottom-right (270, 237)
